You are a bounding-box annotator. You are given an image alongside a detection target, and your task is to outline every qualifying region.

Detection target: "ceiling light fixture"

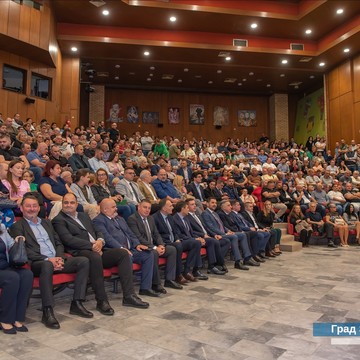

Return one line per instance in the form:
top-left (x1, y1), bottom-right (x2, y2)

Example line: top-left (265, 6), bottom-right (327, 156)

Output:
top-left (305, 29), bottom-right (312, 34)
top-left (147, 78), bottom-right (151, 81)
top-left (242, 78), bottom-right (247, 82)
top-left (169, 16), bottom-right (177, 22)
top-left (281, 59), bottom-right (288, 64)
top-left (208, 81), bottom-right (213, 84)
top-left (344, 48), bottom-right (350, 53)
top-left (178, 79), bottom-right (182, 83)
top-left (225, 56), bottom-right (231, 61)
top-left (71, 47), bottom-right (78, 52)
top-left (149, 73), bottom-right (153, 77)
top-left (144, 51), bottom-right (150, 56)
top-left (238, 83), bottom-right (242, 86)
top-left (280, 74), bottom-right (285, 77)
top-left (250, 23), bottom-right (258, 29)
top-left (266, 84), bottom-right (271, 87)
top-left (102, 9), bottom-right (109, 16)
top-left (114, 76), bottom-right (119, 80)
top-left (184, 68), bottom-right (189, 72)
top-left (217, 70), bottom-right (222, 74)
top-left (249, 72), bottom-right (254, 76)
top-left (150, 66), bottom-right (155, 70)
top-left (336, 8), bottom-right (344, 14)
top-left (115, 64), bottom-right (120, 68)
top-left (309, 75), bottom-right (315, 79)
top-left (319, 62), bottom-right (325, 67)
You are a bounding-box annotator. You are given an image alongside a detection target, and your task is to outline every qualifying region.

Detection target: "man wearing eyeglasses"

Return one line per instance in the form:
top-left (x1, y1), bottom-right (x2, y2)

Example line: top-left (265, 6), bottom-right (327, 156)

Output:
top-left (116, 167), bottom-right (145, 206)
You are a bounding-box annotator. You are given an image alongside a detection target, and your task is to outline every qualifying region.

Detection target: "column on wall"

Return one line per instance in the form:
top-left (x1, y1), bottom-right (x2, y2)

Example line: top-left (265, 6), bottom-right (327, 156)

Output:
top-left (89, 85), bottom-right (105, 125)
top-left (269, 93), bottom-right (289, 142)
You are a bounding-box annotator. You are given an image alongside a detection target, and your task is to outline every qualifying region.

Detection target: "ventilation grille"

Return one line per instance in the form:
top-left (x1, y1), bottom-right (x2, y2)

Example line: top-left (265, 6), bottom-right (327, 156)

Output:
top-left (233, 39), bottom-right (248, 47)
top-left (290, 43), bottom-right (304, 51)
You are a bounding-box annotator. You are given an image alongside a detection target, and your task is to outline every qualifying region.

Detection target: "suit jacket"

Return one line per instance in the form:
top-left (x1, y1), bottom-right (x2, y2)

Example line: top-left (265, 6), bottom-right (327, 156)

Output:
top-left (232, 211), bottom-right (253, 231)
top-left (115, 178), bottom-right (144, 205)
top-left (9, 217), bottom-right (65, 264)
top-left (51, 211), bottom-right (103, 256)
top-left (186, 213), bottom-right (206, 238)
top-left (68, 153), bottom-right (91, 172)
top-left (176, 166), bottom-right (193, 183)
top-left (70, 183), bottom-right (97, 206)
top-left (91, 183), bottom-right (118, 204)
top-left (152, 179), bottom-right (180, 200)
top-left (137, 180), bottom-right (159, 204)
top-left (92, 212), bottom-right (140, 250)
top-left (152, 211), bottom-right (180, 244)
top-left (186, 182), bottom-right (206, 201)
top-left (172, 213), bottom-right (195, 241)
top-left (127, 212), bottom-right (164, 247)
top-left (204, 187), bottom-right (221, 202)
top-left (200, 208), bottom-right (227, 237)
top-left (218, 210), bottom-right (240, 232)
top-left (223, 185), bottom-right (241, 200)
top-left (242, 211), bottom-right (264, 229)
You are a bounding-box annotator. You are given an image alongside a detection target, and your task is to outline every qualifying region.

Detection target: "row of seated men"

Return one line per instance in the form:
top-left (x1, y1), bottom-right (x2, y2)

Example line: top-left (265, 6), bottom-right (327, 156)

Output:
top-left (8, 192), bottom-right (279, 330)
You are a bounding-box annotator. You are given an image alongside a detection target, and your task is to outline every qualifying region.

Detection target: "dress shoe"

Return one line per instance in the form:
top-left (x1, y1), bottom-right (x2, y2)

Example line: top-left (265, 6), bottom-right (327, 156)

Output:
top-left (176, 275), bottom-right (189, 285)
top-left (192, 270), bottom-right (209, 280)
top-left (258, 252), bottom-right (269, 259)
top-left (139, 289), bottom-right (160, 297)
top-left (220, 264), bottom-right (229, 273)
top-left (123, 294), bottom-right (149, 309)
top-left (328, 242), bottom-right (338, 248)
top-left (70, 300), bottom-right (94, 318)
top-left (152, 284), bottom-right (167, 294)
top-left (164, 280), bottom-right (183, 289)
top-left (207, 266), bottom-right (226, 275)
top-left (265, 251), bottom-right (276, 258)
top-left (0, 324), bottom-right (17, 334)
top-left (42, 306), bottom-right (60, 329)
top-left (234, 261), bottom-right (249, 271)
top-left (183, 272), bottom-right (198, 282)
top-left (13, 324), bottom-right (28, 332)
top-left (244, 258), bottom-right (260, 267)
top-left (254, 256), bottom-right (265, 263)
top-left (96, 300), bottom-right (114, 316)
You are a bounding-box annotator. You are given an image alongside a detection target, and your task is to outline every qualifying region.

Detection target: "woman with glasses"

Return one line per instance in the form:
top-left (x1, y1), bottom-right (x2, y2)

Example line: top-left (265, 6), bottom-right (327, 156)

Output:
top-left (91, 169), bottom-right (135, 220)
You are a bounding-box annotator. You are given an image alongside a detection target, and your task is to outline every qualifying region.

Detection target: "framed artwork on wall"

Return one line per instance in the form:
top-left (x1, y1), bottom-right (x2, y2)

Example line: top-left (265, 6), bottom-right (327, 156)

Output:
top-left (213, 106), bottom-right (229, 126)
top-left (189, 104), bottom-right (204, 125)
top-left (238, 110), bottom-right (257, 127)
top-left (142, 111), bottom-right (159, 124)
top-left (108, 103), bottom-right (124, 122)
top-left (127, 106), bottom-right (139, 123)
top-left (168, 107), bottom-right (180, 124)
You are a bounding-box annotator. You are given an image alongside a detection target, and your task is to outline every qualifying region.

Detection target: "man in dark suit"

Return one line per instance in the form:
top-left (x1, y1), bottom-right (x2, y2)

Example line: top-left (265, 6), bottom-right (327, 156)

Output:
top-left (152, 199), bottom-right (194, 284)
top-left (127, 200), bottom-right (182, 291)
top-left (186, 171), bottom-right (206, 205)
top-left (93, 198), bottom-right (164, 297)
top-left (9, 194), bottom-right (93, 330)
top-left (68, 144), bottom-right (91, 172)
top-left (223, 178), bottom-right (241, 200)
top-left (185, 198), bottom-right (228, 274)
top-left (201, 197), bottom-right (249, 270)
top-left (52, 193), bottom-right (149, 316)
top-left (176, 159), bottom-right (192, 184)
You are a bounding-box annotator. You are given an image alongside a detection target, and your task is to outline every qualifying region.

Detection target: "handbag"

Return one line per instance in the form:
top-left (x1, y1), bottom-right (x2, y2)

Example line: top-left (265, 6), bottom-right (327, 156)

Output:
top-left (0, 197), bottom-right (18, 210)
top-left (8, 237), bottom-right (28, 267)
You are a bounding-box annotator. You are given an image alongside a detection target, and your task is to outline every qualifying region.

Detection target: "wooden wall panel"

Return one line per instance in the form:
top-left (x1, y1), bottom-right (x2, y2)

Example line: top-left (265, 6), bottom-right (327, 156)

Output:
top-left (353, 56), bottom-right (360, 104)
top-left (0, 1), bottom-right (10, 35)
top-left (354, 102), bottom-right (360, 140)
top-left (29, 8), bottom-right (41, 47)
top-left (19, 5), bottom-right (31, 43)
top-left (339, 92), bottom-right (355, 140)
top-left (39, 5), bottom-right (50, 50)
top-left (7, 1), bottom-right (20, 39)
top-left (328, 98), bottom-right (340, 147)
top-left (327, 68), bottom-right (339, 100)
top-left (104, 88), bottom-right (269, 142)
top-left (338, 61), bottom-right (352, 96)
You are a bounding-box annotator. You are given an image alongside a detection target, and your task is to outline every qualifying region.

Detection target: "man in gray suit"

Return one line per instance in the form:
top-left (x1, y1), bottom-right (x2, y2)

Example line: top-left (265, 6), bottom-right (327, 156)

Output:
top-left (116, 167), bottom-right (144, 206)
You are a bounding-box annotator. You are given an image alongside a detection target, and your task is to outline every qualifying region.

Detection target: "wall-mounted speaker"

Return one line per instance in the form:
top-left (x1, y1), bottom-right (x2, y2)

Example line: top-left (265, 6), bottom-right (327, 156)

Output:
top-left (25, 97), bottom-right (35, 104)
top-left (157, 123), bottom-right (164, 128)
top-left (215, 125), bottom-right (222, 129)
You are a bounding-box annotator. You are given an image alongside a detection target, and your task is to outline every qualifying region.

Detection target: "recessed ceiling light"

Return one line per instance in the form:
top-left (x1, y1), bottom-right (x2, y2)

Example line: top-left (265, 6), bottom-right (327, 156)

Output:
top-left (319, 62), bottom-right (325, 67)
top-left (208, 81), bottom-right (213, 84)
top-left (115, 64), bottom-right (120, 68)
top-left (336, 8), bottom-right (344, 14)
top-left (242, 78), bottom-right (247, 82)
top-left (281, 59), bottom-right (288, 64)
top-left (195, 75), bottom-right (202, 78)
top-left (150, 66), bottom-right (155, 70)
top-left (266, 84), bottom-right (271, 87)
top-left (344, 48), bottom-right (350, 53)
top-left (309, 75), bottom-right (315, 79)
top-left (250, 23), bottom-right (258, 29)
top-left (144, 51), bottom-right (150, 56)
top-left (238, 83), bottom-right (242, 86)
top-left (305, 29), bottom-right (312, 35)
top-left (147, 78), bottom-right (151, 81)
top-left (114, 76), bottom-right (119, 80)
top-left (129, 72), bottom-right (135, 75)
top-left (102, 9), bottom-right (109, 16)
top-left (71, 47), bottom-right (78, 52)
top-left (225, 56), bottom-right (231, 61)
top-left (249, 72), bottom-right (254, 76)
top-left (280, 74), bottom-right (285, 77)
top-left (294, 85), bottom-right (299, 89)
top-left (149, 73), bottom-right (153, 77)
top-left (184, 68), bottom-right (189, 72)
top-left (217, 70), bottom-right (222, 74)
top-left (169, 16), bottom-right (177, 22)
top-left (178, 79), bottom-right (182, 83)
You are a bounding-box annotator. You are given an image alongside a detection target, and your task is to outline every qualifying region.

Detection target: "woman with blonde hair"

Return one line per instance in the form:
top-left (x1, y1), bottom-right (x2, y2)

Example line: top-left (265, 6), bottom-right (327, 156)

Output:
top-left (173, 175), bottom-right (191, 200)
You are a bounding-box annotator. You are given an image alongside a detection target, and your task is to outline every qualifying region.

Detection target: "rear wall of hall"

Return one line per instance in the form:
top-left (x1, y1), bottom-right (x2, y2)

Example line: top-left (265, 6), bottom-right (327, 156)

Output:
top-left (105, 88), bottom-right (269, 142)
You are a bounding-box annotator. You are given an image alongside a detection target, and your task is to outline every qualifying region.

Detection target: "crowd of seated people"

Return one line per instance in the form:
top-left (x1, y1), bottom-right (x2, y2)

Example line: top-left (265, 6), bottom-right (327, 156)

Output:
top-left (1, 114), bottom-right (360, 334)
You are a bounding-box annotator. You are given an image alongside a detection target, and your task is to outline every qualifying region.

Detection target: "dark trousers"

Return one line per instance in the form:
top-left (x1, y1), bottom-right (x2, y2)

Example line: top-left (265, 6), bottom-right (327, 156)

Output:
top-left (77, 248), bottom-right (134, 300)
top-left (31, 257), bottom-right (89, 307)
top-left (234, 232), bottom-right (252, 260)
top-left (168, 239), bottom-right (201, 276)
top-left (244, 231), bottom-right (259, 255)
top-left (205, 236), bottom-right (230, 267)
top-left (132, 250), bottom-right (155, 290)
top-left (152, 246), bottom-right (177, 282)
top-left (256, 231), bottom-right (271, 253)
top-left (0, 268), bottom-right (33, 323)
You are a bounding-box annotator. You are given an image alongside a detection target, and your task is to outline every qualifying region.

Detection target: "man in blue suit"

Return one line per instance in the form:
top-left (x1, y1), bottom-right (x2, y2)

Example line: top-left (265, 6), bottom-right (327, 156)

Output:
top-left (201, 197), bottom-right (249, 270)
top-left (185, 198), bottom-right (229, 274)
top-left (152, 169), bottom-right (181, 203)
top-left (176, 159), bottom-right (193, 185)
top-left (92, 198), bottom-right (160, 298)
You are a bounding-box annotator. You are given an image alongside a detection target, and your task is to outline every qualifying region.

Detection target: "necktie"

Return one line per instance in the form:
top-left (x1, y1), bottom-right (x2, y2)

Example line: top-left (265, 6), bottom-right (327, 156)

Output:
top-left (191, 213), bottom-right (207, 235)
top-left (112, 218), bottom-right (130, 248)
top-left (129, 182), bottom-right (140, 203)
top-left (182, 218), bottom-right (190, 232)
top-left (165, 216), bottom-right (175, 242)
top-left (212, 211), bottom-right (225, 232)
top-left (143, 217), bottom-right (152, 243)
